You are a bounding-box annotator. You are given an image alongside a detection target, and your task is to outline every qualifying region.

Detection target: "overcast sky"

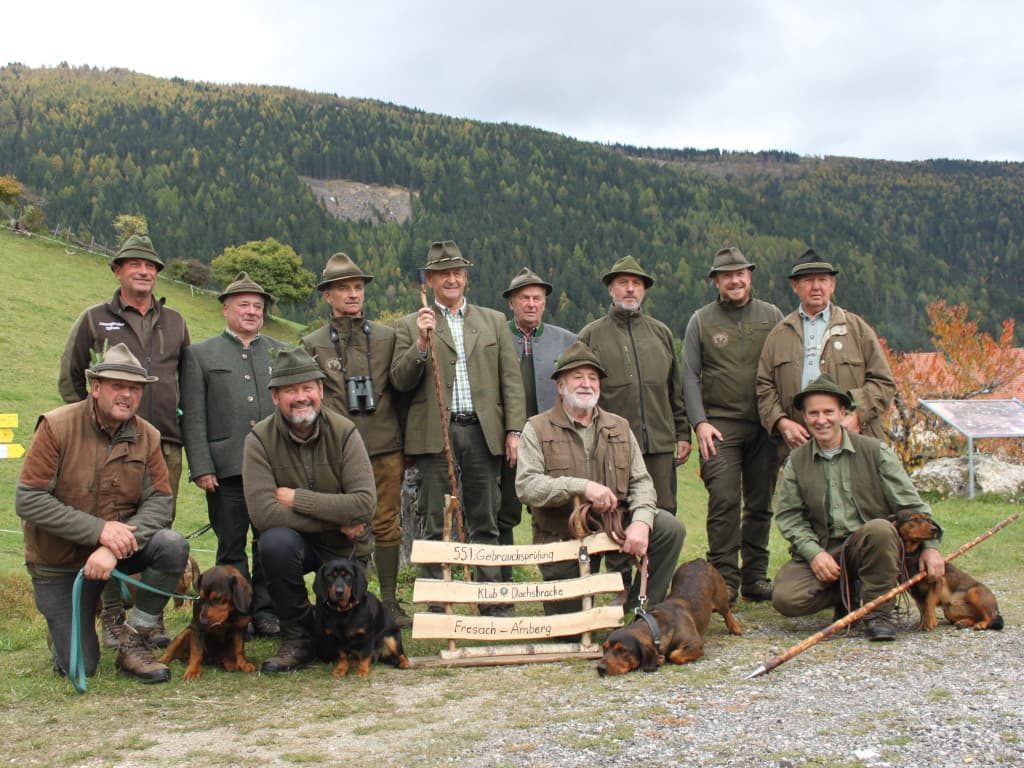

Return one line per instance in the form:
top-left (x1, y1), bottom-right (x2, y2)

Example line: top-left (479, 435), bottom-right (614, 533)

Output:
top-left (8, 1), bottom-right (1024, 161)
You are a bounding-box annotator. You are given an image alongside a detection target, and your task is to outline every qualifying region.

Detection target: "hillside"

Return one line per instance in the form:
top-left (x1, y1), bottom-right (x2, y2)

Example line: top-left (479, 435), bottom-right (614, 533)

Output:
top-left (0, 228), bottom-right (302, 531)
top-left (2, 64), bottom-right (1022, 348)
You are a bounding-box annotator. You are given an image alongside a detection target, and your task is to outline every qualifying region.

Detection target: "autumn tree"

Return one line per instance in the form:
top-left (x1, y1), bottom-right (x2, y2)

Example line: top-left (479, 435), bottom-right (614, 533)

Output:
top-left (0, 174), bottom-right (23, 207)
top-left (211, 237), bottom-right (315, 307)
top-left (112, 213), bottom-right (148, 242)
top-left (883, 300), bottom-right (1018, 467)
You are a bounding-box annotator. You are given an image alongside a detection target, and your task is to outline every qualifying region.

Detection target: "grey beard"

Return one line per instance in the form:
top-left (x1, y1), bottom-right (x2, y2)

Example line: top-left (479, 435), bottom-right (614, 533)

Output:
top-left (562, 391), bottom-right (598, 413)
top-left (284, 408), bottom-right (319, 428)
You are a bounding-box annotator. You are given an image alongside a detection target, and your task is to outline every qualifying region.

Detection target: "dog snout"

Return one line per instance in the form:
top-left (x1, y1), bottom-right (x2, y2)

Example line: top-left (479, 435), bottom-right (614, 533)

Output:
top-left (596, 661), bottom-right (608, 677)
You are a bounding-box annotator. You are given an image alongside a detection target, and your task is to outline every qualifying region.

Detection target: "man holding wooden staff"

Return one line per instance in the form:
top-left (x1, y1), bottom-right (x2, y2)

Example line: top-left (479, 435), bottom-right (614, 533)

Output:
top-left (391, 240), bottom-right (525, 613)
top-left (516, 341), bottom-right (685, 616)
top-left (772, 375), bottom-right (944, 640)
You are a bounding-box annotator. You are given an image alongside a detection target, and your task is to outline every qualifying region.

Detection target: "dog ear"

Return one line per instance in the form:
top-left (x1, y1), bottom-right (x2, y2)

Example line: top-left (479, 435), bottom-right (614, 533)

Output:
top-left (353, 560), bottom-right (368, 599)
top-left (230, 572), bottom-right (253, 614)
top-left (313, 565), bottom-right (328, 603)
top-left (638, 636), bottom-right (660, 673)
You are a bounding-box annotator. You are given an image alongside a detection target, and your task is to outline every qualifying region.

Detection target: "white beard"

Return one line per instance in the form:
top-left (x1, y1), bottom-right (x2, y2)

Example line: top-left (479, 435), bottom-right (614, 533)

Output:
top-left (562, 390), bottom-right (598, 413)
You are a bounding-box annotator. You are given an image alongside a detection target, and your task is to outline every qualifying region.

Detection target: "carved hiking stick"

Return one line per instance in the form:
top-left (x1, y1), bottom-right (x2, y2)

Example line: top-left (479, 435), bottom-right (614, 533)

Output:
top-left (746, 512), bottom-right (1019, 679)
top-left (418, 274), bottom-right (470, 586)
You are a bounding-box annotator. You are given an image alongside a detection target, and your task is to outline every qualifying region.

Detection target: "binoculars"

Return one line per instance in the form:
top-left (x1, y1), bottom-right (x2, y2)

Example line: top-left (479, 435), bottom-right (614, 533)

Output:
top-left (346, 375), bottom-right (377, 413)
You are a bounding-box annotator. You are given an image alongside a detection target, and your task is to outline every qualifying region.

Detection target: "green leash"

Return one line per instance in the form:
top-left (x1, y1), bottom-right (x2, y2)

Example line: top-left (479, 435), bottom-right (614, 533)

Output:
top-left (68, 568), bottom-right (197, 694)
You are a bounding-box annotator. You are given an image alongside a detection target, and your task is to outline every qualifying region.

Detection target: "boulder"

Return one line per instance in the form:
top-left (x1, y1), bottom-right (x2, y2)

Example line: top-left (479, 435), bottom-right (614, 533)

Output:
top-left (912, 455), bottom-right (1024, 498)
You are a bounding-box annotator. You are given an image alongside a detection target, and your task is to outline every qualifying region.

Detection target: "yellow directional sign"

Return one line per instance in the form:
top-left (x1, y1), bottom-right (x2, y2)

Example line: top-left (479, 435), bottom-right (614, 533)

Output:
top-left (0, 444), bottom-right (26, 459)
top-left (0, 429), bottom-right (14, 443)
top-left (0, 413), bottom-right (18, 428)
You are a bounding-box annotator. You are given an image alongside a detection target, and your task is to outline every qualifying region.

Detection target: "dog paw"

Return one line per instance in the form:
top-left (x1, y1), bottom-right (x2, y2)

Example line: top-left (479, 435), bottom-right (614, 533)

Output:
top-left (239, 661), bottom-right (256, 673)
top-left (182, 669), bottom-right (201, 682)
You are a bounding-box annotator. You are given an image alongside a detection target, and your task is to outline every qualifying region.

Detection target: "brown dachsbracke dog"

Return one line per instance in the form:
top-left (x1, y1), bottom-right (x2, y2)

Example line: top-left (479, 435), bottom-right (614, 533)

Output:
top-left (597, 559), bottom-right (742, 676)
top-left (894, 509), bottom-right (1004, 631)
top-left (161, 565), bottom-right (256, 680)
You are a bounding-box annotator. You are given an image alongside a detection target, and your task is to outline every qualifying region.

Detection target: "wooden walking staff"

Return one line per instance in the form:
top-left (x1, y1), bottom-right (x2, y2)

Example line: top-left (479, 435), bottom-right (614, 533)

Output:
top-left (746, 512), bottom-right (1019, 679)
top-left (418, 272), bottom-right (471, 590)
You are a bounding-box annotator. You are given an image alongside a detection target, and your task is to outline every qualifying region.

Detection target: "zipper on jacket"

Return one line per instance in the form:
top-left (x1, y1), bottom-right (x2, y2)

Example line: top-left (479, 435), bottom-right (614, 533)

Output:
top-left (625, 315), bottom-right (650, 453)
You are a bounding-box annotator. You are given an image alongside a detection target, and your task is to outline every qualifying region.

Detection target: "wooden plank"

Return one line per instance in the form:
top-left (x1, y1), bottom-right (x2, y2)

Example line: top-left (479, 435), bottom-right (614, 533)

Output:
top-left (0, 414), bottom-right (18, 429)
top-left (410, 533), bottom-right (621, 566)
top-left (408, 650), bottom-right (603, 668)
top-left (437, 641), bottom-right (600, 659)
top-left (412, 572), bottom-right (623, 604)
top-left (411, 606), bottom-right (624, 641)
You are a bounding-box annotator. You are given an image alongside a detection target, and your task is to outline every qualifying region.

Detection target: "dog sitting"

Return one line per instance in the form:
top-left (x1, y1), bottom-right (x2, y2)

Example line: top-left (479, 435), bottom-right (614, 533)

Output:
top-left (313, 558), bottom-right (410, 678)
top-left (894, 509), bottom-right (1004, 631)
top-left (160, 565), bottom-right (256, 680)
top-left (597, 558), bottom-right (742, 676)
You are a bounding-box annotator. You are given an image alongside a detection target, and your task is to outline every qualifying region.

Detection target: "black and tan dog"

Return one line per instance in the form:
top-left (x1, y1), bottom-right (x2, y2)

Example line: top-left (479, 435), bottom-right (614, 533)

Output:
top-left (313, 558), bottom-right (411, 678)
top-left (160, 565), bottom-right (256, 680)
top-left (894, 509), bottom-right (1004, 631)
top-left (597, 559), bottom-right (742, 676)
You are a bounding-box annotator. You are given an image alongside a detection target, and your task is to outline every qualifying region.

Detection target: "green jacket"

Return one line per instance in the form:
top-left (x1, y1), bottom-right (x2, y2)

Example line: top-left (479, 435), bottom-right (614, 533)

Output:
top-left (301, 316), bottom-right (404, 457)
top-left (242, 409), bottom-right (376, 558)
top-left (756, 303), bottom-right (895, 440)
top-left (181, 331), bottom-right (287, 479)
top-left (775, 430), bottom-right (933, 563)
top-left (391, 303), bottom-right (526, 456)
top-left (578, 305), bottom-right (690, 454)
top-left (682, 297), bottom-right (783, 424)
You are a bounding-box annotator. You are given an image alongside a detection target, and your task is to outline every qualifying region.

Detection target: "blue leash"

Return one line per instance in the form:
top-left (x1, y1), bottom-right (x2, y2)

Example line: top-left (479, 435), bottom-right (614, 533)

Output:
top-left (67, 568), bottom-right (197, 694)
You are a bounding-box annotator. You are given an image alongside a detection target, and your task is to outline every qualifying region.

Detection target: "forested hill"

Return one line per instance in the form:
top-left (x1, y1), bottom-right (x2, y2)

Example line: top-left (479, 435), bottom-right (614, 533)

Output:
top-left (2, 63), bottom-right (1021, 349)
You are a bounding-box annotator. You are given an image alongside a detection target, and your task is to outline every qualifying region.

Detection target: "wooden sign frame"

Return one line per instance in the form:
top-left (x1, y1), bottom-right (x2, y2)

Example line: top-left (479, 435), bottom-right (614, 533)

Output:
top-left (408, 531), bottom-right (625, 668)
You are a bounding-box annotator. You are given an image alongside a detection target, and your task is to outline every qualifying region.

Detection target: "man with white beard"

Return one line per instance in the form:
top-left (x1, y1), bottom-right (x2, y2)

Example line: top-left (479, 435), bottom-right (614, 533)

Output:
top-left (515, 341), bottom-right (685, 616)
top-left (242, 348), bottom-right (376, 673)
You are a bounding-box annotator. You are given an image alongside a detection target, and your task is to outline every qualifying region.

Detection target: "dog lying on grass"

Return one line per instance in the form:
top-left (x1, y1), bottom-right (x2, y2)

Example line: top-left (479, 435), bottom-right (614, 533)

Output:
top-left (597, 559), bottom-right (742, 676)
top-left (894, 509), bottom-right (1004, 631)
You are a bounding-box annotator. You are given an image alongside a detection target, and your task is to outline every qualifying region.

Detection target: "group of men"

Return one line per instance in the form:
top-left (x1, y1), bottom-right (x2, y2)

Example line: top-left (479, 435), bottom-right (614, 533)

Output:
top-left (17, 231), bottom-right (943, 684)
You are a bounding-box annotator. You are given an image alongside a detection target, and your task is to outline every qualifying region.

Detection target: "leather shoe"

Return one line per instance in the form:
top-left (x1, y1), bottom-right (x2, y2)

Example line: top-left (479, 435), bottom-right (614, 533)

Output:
top-left (253, 613), bottom-right (281, 638)
top-left (741, 579), bottom-right (773, 602)
top-left (864, 614), bottom-right (897, 642)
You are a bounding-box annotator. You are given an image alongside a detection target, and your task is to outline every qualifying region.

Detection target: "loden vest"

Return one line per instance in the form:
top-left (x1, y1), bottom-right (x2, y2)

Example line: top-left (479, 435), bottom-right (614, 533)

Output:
top-left (527, 405), bottom-right (632, 537)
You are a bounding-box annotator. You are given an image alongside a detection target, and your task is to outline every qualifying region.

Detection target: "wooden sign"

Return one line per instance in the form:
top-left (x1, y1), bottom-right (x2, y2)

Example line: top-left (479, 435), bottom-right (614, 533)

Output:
top-left (0, 444), bottom-right (25, 459)
top-left (413, 572), bottom-right (623, 604)
top-left (411, 606), bottom-right (624, 641)
top-left (411, 532), bottom-right (621, 567)
top-left (0, 414), bottom-right (17, 428)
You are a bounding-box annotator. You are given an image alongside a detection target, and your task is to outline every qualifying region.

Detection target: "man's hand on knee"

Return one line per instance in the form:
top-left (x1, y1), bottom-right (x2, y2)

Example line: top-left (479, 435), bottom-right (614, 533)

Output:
top-left (621, 521), bottom-right (650, 556)
top-left (810, 551), bottom-right (840, 583)
top-left (98, 520), bottom-right (137, 559)
top-left (83, 547), bottom-right (118, 580)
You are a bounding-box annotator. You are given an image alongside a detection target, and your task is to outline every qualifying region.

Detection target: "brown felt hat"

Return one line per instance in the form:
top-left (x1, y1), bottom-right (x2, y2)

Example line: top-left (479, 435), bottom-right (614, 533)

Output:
top-left (601, 255), bottom-right (654, 287)
top-left (86, 343), bottom-right (158, 384)
top-left (112, 234), bottom-right (164, 272)
top-left (502, 267), bottom-right (553, 299)
top-left (551, 340), bottom-right (607, 379)
top-left (218, 271), bottom-right (275, 304)
top-left (317, 252), bottom-right (374, 291)
top-left (422, 240), bottom-right (473, 271)
top-left (708, 246), bottom-right (756, 278)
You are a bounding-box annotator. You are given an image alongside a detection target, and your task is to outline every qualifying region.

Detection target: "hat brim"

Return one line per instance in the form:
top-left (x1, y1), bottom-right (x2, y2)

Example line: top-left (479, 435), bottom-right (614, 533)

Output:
top-left (502, 281), bottom-right (553, 299)
top-left (317, 274), bottom-right (374, 291)
top-left (268, 369), bottom-right (326, 389)
top-left (708, 263), bottom-right (756, 278)
top-left (112, 255), bottom-right (164, 272)
top-left (86, 369), bottom-right (158, 384)
top-left (794, 389), bottom-right (853, 412)
top-left (790, 266), bottom-right (839, 278)
top-left (552, 360), bottom-right (607, 380)
top-left (219, 289), bottom-right (276, 304)
top-left (602, 271), bottom-right (654, 288)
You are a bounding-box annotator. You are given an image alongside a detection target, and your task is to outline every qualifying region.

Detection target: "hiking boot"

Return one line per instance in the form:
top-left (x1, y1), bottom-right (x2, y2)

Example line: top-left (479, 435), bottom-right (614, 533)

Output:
top-left (742, 579), bottom-right (774, 602)
top-left (863, 613), bottom-right (898, 642)
top-left (100, 606), bottom-right (126, 648)
top-left (384, 601), bottom-right (413, 629)
top-left (260, 624), bottom-right (316, 673)
top-left (116, 624), bottom-right (170, 683)
top-left (149, 612), bottom-right (170, 649)
top-left (253, 613), bottom-right (281, 638)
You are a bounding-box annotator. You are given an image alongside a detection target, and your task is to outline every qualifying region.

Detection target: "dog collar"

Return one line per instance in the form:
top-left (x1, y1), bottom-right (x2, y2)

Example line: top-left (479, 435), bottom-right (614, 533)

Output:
top-left (634, 610), bottom-right (661, 650)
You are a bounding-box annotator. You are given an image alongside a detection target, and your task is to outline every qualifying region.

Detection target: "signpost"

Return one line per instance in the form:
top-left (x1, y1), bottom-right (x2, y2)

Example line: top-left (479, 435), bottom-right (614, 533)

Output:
top-left (0, 414), bottom-right (23, 460)
top-left (919, 399), bottom-right (1024, 498)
